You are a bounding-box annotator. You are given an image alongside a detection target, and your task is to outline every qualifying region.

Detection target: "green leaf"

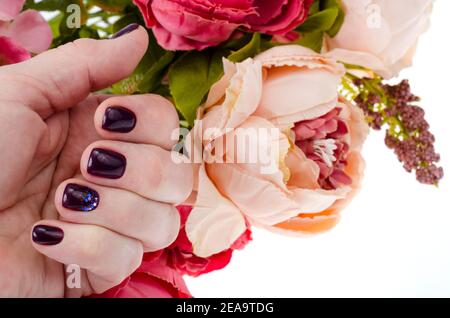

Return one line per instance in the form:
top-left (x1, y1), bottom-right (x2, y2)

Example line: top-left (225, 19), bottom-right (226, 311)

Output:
top-left (25, 0), bottom-right (71, 11)
top-left (228, 33), bottom-right (261, 62)
top-left (221, 33), bottom-right (253, 50)
top-left (111, 32), bottom-right (169, 95)
top-left (169, 50), bottom-right (224, 125)
top-left (90, 0), bottom-right (132, 12)
top-left (48, 12), bottom-right (64, 38)
top-left (327, 5), bottom-right (345, 36)
top-left (297, 8), bottom-right (339, 33)
top-left (321, 0), bottom-right (346, 37)
top-left (294, 31), bottom-right (324, 52)
top-left (308, 0), bottom-right (321, 15)
top-left (138, 51), bottom-right (175, 93)
top-left (112, 13), bottom-right (140, 34)
top-left (78, 26), bottom-right (100, 39)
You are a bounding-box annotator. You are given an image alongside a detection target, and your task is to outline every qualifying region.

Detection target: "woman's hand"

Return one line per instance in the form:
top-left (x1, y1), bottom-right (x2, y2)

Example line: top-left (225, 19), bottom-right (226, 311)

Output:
top-left (0, 25), bottom-right (193, 297)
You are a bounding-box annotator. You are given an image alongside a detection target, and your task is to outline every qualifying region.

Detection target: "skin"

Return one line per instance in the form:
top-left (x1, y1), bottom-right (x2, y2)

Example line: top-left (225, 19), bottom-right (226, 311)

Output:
top-left (0, 26), bottom-right (193, 297)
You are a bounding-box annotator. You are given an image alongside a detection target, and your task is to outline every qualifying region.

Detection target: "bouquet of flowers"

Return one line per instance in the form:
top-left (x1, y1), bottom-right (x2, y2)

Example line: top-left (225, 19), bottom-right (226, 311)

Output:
top-left (4, 0), bottom-right (442, 297)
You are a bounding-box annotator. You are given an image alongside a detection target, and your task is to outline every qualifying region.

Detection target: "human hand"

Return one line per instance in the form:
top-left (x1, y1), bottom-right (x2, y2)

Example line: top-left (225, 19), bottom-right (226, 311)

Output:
top-left (0, 25), bottom-right (193, 297)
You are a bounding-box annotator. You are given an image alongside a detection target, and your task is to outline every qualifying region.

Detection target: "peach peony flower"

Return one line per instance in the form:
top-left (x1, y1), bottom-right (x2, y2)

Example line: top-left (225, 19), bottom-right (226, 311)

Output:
top-left (324, 0), bottom-right (433, 78)
top-left (185, 45), bottom-right (369, 257)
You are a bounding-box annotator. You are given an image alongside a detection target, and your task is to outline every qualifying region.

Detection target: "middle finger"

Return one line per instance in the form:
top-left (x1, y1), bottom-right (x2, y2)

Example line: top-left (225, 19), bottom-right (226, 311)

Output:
top-left (80, 140), bottom-right (193, 204)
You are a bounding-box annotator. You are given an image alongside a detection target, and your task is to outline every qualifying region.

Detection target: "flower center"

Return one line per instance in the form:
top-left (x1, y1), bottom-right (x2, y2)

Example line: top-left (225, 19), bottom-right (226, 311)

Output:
top-left (293, 108), bottom-right (352, 190)
top-left (313, 139), bottom-right (337, 167)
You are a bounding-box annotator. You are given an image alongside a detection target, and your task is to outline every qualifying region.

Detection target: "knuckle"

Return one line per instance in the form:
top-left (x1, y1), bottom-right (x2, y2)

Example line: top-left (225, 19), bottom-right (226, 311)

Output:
top-left (174, 162), bottom-right (194, 203)
top-left (115, 241), bottom-right (143, 281)
top-left (145, 204), bottom-right (180, 250)
top-left (144, 150), bottom-right (164, 190)
top-left (78, 228), bottom-right (105, 260)
top-left (146, 95), bottom-right (179, 147)
top-left (161, 205), bottom-right (181, 247)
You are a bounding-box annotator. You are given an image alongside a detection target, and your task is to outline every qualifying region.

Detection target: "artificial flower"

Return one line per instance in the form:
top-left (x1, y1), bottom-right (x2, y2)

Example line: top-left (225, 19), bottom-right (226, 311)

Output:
top-left (325, 0), bottom-right (433, 78)
top-left (0, 0), bottom-right (52, 66)
top-left (167, 205), bottom-right (251, 277)
top-left (185, 45), bottom-right (369, 257)
top-left (133, 0), bottom-right (313, 50)
top-left (96, 205), bottom-right (251, 297)
top-left (92, 252), bottom-right (191, 298)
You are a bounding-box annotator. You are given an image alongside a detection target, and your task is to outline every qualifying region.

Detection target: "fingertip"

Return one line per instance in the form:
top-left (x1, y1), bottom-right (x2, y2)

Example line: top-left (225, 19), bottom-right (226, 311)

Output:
top-left (147, 205), bottom-right (181, 251)
top-left (108, 24), bottom-right (149, 68)
top-left (94, 94), bottom-right (179, 149)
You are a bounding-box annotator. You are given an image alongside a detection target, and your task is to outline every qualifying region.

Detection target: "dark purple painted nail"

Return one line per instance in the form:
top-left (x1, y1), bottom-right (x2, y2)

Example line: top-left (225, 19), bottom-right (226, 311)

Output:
top-left (110, 23), bottom-right (140, 39)
top-left (87, 148), bottom-right (126, 179)
top-left (102, 106), bottom-right (136, 133)
top-left (32, 225), bottom-right (64, 246)
top-left (63, 183), bottom-right (100, 212)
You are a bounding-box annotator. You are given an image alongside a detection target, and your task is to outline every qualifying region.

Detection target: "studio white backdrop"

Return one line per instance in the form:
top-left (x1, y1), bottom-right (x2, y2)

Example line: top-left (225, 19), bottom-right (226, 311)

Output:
top-left (185, 0), bottom-right (450, 298)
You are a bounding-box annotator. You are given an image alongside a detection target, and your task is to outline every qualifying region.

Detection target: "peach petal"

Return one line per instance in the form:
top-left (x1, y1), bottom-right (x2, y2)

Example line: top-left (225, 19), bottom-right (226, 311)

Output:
top-left (186, 165), bottom-right (246, 258)
top-left (200, 58), bottom-right (263, 142)
top-left (207, 160), bottom-right (347, 226)
top-left (254, 45), bottom-right (345, 125)
top-left (271, 149), bottom-right (366, 236)
top-left (326, 0), bottom-right (433, 78)
top-left (285, 146), bottom-right (320, 189)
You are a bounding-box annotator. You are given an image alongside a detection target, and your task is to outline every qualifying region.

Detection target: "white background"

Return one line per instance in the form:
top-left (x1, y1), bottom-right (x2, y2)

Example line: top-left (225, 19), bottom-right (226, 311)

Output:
top-left (185, 0), bottom-right (450, 297)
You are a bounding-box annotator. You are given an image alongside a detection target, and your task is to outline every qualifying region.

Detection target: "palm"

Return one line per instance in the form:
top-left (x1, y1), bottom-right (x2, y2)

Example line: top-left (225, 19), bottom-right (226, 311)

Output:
top-left (0, 97), bottom-right (102, 297)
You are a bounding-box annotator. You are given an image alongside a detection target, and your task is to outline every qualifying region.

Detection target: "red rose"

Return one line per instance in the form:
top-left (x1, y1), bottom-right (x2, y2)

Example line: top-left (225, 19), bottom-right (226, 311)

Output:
top-left (133, 0), bottom-right (314, 50)
top-left (167, 205), bottom-right (252, 277)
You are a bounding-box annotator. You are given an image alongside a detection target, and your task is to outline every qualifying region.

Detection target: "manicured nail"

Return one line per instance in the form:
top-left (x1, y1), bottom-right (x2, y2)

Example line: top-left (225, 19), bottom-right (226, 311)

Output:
top-left (110, 23), bottom-right (140, 39)
top-left (32, 225), bottom-right (64, 246)
top-left (63, 183), bottom-right (100, 212)
top-left (102, 106), bottom-right (136, 133)
top-left (87, 148), bottom-right (126, 179)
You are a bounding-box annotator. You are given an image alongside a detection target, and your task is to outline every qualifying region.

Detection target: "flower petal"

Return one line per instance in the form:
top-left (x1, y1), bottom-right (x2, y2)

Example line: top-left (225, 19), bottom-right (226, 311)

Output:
top-left (0, 35), bottom-right (30, 65)
top-left (0, 0), bottom-right (25, 21)
top-left (325, 48), bottom-right (391, 78)
top-left (7, 10), bottom-right (52, 53)
top-left (186, 165), bottom-right (246, 258)
top-left (200, 58), bottom-right (263, 141)
top-left (255, 45), bottom-right (345, 125)
top-left (207, 158), bottom-right (347, 226)
top-left (272, 151), bottom-right (365, 235)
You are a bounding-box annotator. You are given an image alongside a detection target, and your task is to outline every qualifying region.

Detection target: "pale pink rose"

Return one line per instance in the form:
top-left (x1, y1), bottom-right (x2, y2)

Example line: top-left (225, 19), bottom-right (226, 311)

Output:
top-left (186, 45), bottom-right (369, 257)
top-left (0, 1), bottom-right (52, 66)
top-left (133, 0), bottom-right (313, 51)
top-left (325, 0), bottom-right (433, 78)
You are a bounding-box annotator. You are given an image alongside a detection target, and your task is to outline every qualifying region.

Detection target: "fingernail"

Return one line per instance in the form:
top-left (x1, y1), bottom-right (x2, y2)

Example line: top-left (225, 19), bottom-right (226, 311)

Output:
top-left (32, 225), bottom-right (64, 246)
top-left (110, 23), bottom-right (140, 39)
top-left (102, 106), bottom-right (136, 133)
top-left (63, 183), bottom-right (100, 212)
top-left (87, 148), bottom-right (126, 179)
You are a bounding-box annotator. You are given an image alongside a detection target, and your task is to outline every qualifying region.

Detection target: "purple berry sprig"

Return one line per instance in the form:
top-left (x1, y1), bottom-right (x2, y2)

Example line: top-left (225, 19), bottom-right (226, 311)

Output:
top-left (341, 74), bottom-right (443, 186)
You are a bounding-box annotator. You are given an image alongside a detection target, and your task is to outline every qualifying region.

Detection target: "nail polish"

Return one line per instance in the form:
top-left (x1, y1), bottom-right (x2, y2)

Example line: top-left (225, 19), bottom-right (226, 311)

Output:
top-left (102, 106), bottom-right (136, 133)
top-left (87, 148), bottom-right (126, 179)
top-left (110, 23), bottom-right (140, 39)
top-left (32, 225), bottom-right (64, 246)
top-left (63, 183), bottom-right (100, 212)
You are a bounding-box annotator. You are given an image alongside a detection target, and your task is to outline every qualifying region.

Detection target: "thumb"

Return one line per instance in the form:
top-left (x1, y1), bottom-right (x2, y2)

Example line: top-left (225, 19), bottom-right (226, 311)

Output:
top-left (0, 24), bottom-right (148, 118)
